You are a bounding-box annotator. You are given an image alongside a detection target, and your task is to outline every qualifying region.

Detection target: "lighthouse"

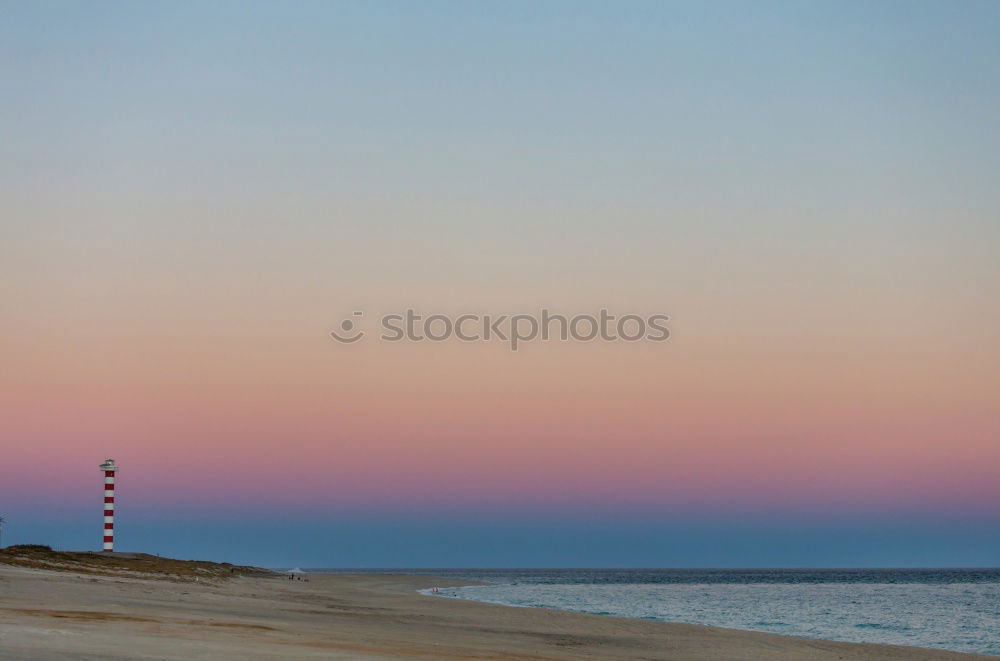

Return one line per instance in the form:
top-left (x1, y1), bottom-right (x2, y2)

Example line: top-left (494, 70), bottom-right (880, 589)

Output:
top-left (99, 459), bottom-right (118, 552)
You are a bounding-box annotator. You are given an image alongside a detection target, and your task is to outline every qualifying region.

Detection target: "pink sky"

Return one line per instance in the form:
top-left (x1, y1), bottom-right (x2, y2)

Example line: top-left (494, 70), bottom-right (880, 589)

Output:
top-left (2, 3), bottom-right (999, 566)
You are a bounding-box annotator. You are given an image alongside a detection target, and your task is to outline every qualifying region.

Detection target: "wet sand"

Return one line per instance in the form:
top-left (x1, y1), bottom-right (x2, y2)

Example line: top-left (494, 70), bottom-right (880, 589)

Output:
top-left (0, 564), bottom-right (989, 660)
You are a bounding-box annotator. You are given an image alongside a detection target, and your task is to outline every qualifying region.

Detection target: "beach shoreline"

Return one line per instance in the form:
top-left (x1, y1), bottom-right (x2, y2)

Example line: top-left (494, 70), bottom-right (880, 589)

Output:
top-left (0, 562), bottom-right (992, 660)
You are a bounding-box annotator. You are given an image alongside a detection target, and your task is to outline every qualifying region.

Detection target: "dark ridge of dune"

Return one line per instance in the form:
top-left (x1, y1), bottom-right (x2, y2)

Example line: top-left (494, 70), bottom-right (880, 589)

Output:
top-left (0, 544), bottom-right (273, 582)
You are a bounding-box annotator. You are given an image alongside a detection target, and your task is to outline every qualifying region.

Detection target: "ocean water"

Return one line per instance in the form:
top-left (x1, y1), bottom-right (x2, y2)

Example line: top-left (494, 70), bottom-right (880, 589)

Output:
top-left (316, 568), bottom-right (1000, 656)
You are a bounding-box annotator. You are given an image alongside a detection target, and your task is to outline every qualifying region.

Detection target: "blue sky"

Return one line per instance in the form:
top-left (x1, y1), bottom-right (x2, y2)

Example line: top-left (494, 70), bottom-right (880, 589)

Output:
top-left (2, 1), bottom-right (998, 568)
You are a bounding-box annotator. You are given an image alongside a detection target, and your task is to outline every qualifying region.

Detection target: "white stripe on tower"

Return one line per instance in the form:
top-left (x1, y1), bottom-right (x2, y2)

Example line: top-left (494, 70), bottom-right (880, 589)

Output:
top-left (99, 459), bottom-right (119, 552)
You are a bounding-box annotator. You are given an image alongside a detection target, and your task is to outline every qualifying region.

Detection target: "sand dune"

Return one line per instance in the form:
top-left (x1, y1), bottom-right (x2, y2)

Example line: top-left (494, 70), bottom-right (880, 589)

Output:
top-left (0, 563), bottom-right (990, 660)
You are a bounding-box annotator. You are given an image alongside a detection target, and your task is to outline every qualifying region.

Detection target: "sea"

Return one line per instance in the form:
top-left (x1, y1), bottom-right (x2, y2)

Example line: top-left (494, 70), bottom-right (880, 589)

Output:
top-left (312, 568), bottom-right (1000, 656)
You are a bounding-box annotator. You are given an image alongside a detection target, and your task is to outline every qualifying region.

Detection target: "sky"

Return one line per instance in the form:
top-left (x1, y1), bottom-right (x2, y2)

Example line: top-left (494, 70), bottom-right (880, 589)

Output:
top-left (2, 1), bottom-right (998, 567)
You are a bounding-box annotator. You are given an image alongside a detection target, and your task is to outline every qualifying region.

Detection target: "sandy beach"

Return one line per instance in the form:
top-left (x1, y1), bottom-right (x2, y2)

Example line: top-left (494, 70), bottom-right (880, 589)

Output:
top-left (0, 562), bottom-right (990, 660)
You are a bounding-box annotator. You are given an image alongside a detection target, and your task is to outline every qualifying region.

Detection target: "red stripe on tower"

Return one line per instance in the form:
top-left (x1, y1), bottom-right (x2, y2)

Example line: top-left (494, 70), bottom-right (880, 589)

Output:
top-left (99, 459), bottom-right (118, 552)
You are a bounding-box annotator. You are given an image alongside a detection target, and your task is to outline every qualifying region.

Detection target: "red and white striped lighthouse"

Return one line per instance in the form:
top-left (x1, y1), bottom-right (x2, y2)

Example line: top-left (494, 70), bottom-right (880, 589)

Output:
top-left (99, 459), bottom-right (118, 552)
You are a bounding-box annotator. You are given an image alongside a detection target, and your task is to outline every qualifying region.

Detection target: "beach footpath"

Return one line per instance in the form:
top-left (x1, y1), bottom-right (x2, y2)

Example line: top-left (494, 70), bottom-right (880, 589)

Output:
top-left (0, 548), bottom-right (991, 660)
